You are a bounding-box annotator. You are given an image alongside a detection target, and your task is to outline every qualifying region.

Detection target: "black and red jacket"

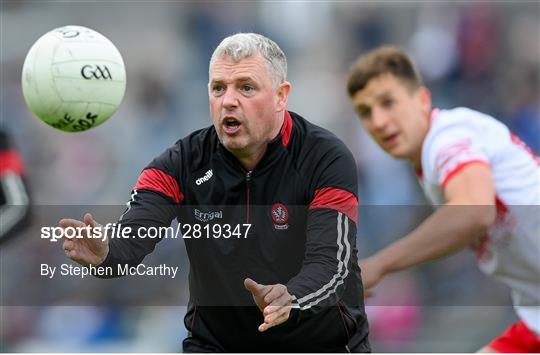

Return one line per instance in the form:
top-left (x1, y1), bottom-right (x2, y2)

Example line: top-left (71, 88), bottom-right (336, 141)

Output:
top-left (100, 111), bottom-right (370, 352)
top-left (0, 130), bottom-right (30, 245)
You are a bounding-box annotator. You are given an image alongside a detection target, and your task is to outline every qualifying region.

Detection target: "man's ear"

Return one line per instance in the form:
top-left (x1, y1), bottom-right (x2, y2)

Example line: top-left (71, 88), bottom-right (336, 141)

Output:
top-left (276, 81), bottom-right (291, 112)
top-left (417, 86), bottom-right (432, 117)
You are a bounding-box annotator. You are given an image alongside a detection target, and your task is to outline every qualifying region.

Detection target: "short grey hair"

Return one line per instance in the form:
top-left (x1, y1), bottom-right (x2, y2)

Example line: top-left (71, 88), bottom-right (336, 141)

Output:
top-left (209, 33), bottom-right (287, 87)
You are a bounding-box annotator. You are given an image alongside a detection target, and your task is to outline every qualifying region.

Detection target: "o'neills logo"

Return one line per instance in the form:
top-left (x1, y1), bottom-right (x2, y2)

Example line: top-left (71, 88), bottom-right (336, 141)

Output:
top-left (195, 169), bottom-right (213, 186)
top-left (271, 203), bottom-right (289, 230)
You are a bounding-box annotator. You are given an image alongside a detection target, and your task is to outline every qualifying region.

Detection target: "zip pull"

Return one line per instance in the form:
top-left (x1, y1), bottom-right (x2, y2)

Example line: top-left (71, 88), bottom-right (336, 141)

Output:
top-left (245, 171), bottom-right (252, 184)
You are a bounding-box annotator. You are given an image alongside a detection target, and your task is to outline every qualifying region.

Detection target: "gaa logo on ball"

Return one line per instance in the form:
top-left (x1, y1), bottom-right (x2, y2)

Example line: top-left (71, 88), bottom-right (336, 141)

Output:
top-left (21, 25), bottom-right (126, 132)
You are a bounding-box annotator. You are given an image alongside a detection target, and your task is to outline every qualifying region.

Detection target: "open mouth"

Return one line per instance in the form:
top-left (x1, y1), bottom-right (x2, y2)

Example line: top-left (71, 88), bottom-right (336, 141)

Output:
top-left (382, 133), bottom-right (399, 147)
top-left (222, 117), bottom-right (241, 134)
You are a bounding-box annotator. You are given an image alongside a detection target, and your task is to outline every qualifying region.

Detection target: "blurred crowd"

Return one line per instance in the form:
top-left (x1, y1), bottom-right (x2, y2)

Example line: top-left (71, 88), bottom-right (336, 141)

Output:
top-left (1, 1), bottom-right (538, 352)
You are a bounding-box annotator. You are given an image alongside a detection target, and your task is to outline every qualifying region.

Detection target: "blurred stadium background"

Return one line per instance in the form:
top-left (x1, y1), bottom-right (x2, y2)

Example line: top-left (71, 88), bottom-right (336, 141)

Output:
top-left (1, 0), bottom-right (538, 352)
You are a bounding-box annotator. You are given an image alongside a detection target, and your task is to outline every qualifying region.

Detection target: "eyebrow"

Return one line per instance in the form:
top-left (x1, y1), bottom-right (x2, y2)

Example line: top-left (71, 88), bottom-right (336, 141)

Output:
top-left (210, 76), bottom-right (254, 84)
top-left (374, 90), bottom-right (392, 100)
top-left (355, 90), bottom-right (394, 112)
top-left (355, 103), bottom-right (369, 111)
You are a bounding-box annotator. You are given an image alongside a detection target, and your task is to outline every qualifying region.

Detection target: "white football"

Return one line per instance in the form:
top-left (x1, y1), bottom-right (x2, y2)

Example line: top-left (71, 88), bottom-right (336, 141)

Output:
top-left (21, 25), bottom-right (126, 132)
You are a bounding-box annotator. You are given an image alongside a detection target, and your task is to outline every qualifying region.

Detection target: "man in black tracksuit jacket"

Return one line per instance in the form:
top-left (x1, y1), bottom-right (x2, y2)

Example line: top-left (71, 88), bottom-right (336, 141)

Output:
top-left (61, 33), bottom-right (370, 352)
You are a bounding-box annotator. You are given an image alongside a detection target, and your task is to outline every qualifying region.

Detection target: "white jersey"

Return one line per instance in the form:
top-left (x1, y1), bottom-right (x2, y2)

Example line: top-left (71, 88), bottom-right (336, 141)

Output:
top-left (420, 107), bottom-right (540, 334)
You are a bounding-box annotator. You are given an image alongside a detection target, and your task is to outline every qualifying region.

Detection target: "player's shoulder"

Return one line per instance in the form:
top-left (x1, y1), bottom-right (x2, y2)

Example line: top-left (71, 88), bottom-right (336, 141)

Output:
top-left (426, 107), bottom-right (502, 148)
top-left (289, 111), bottom-right (352, 160)
top-left (421, 107), bottom-right (503, 180)
top-left (150, 125), bottom-right (217, 173)
top-left (288, 111), bottom-right (357, 192)
top-left (432, 107), bottom-right (504, 132)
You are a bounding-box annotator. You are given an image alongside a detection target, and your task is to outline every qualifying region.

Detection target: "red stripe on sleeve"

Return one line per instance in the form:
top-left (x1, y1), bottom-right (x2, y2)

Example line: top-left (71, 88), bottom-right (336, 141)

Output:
top-left (134, 168), bottom-right (184, 204)
top-left (309, 187), bottom-right (358, 224)
top-left (440, 160), bottom-right (490, 188)
top-left (0, 149), bottom-right (25, 176)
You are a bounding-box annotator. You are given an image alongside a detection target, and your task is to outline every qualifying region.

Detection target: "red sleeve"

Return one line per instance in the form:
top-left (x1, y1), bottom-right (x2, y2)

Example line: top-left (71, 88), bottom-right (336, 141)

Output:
top-left (134, 168), bottom-right (183, 204)
top-left (0, 149), bottom-right (25, 177)
top-left (309, 187), bottom-right (358, 224)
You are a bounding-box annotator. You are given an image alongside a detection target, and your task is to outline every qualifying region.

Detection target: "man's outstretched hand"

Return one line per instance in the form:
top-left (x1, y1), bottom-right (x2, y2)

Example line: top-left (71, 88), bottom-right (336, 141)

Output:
top-left (244, 278), bottom-right (292, 332)
top-left (59, 213), bottom-right (109, 266)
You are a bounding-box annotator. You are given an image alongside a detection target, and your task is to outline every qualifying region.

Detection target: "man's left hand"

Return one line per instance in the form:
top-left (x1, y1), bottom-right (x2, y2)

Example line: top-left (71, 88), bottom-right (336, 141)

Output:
top-left (244, 278), bottom-right (292, 332)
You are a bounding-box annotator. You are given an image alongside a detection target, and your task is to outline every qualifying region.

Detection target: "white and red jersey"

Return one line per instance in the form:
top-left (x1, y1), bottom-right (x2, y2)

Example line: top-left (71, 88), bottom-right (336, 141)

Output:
top-left (419, 107), bottom-right (540, 334)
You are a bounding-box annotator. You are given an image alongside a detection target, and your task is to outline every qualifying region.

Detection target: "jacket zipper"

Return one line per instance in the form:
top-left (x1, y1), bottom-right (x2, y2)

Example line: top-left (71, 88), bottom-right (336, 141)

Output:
top-left (245, 171), bottom-right (252, 224)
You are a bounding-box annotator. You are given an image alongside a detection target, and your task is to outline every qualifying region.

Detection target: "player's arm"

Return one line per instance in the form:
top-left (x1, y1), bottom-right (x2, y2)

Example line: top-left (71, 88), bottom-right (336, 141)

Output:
top-left (245, 202), bottom-right (358, 331)
top-left (0, 131), bottom-right (31, 245)
top-left (360, 163), bottom-right (497, 289)
top-left (61, 146), bottom-right (183, 276)
top-left (287, 204), bottom-right (358, 310)
top-left (60, 180), bottom-right (180, 274)
top-left (286, 142), bottom-right (359, 312)
top-left (95, 187), bottom-right (179, 276)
